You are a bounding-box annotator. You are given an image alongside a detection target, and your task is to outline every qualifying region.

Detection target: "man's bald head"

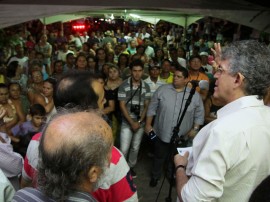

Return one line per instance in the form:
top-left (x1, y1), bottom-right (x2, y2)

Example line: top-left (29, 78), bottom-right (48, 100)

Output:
top-left (38, 110), bottom-right (113, 200)
top-left (43, 111), bottom-right (112, 152)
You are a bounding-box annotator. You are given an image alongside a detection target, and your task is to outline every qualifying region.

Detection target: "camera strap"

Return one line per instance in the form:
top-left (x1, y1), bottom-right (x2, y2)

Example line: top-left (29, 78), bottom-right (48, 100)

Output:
top-left (126, 79), bottom-right (142, 106)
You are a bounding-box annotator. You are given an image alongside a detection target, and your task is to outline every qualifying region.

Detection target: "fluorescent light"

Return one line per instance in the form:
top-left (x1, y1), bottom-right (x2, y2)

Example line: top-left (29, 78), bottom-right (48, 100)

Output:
top-left (129, 14), bottom-right (140, 19)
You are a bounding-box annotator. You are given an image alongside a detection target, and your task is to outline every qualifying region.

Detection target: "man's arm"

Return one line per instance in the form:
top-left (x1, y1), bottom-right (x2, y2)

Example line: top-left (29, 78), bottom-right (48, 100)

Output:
top-left (119, 101), bottom-right (140, 132)
top-left (144, 87), bottom-right (159, 133)
top-left (145, 115), bottom-right (154, 134)
top-left (174, 152), bottom-right (189, 202)
top-left (187, 93), bottom-right (205, 139)
top-left (0, 134), bottom-right (23, 178)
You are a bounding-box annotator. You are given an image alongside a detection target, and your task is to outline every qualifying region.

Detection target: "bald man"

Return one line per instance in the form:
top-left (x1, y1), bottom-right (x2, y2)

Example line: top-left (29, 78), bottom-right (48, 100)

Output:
top-left (13, 110), bottom-right (113, 201)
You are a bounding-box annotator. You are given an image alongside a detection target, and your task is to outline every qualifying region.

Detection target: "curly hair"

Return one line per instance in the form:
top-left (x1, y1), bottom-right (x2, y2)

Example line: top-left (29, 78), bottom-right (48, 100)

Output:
top-left (221, 40), bottom-right (270, 99)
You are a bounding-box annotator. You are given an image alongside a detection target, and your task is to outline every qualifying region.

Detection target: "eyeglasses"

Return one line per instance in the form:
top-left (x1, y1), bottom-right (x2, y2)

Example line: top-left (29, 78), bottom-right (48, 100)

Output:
top-left (215, 66), bottom-right (225, 75)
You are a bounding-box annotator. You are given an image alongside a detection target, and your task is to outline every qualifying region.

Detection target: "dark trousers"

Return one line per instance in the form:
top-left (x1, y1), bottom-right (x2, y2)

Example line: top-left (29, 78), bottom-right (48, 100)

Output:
top-left (151, 138), bottom-right (173, 180)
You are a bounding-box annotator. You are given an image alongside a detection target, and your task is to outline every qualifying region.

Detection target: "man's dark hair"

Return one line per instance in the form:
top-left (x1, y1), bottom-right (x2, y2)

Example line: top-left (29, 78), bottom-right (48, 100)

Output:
top-left (8, 82), bottom-right (21, 91)
top-left (175, 66), bottom-right (189, 79)
top-left (161, 59), bottom-right (171, 66)
top-left (0, 83), bottom-right (8, 89)
top-left (29, 104), bottom-right (46, 116)
top-left (54, 71), bottom-right (99, 109)
top-left (7, 61), bottom-right (19, 78)
top-left (129, 59), bottom-right (144, 70)
top-left (169, 47), bottom-right (177, 53)
top-left (136, 45), bottom-right (146, 53)
top-left (189, 55), bottom-right (202, 62)
top-left (53, 60), bottom-right (64, 68)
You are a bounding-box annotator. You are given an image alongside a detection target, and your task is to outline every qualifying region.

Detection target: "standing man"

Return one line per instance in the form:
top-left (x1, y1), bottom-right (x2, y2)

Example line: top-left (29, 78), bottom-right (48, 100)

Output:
top-left (174, 40), bottom-right (270, 202)
top-left (118, 59), bottom-right (151, 178)
top-left (14, 110), bottom-right (113, 201)
top-left (188, 55), bottom-right (209, 101)
top-left (146, 66), bottom-right (204, 187)
top-left (144, 63), bottom-right (165, 97)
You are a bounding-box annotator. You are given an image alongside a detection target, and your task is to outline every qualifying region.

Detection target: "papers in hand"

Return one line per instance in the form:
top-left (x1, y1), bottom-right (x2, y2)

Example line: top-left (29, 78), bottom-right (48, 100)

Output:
top-left (177, 147), bottom-right (193, 176)
top-left (177, 147), bottom-right (192, 157)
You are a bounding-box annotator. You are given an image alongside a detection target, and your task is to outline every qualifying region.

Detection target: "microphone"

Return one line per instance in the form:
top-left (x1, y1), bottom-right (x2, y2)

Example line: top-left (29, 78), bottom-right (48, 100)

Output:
top-left (190, 80), bottom-right (209, 90)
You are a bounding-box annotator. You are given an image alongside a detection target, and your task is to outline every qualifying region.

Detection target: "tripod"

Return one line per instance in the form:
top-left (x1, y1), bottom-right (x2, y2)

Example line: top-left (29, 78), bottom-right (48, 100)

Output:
top-left (165, 82), bottom-right (197, 202)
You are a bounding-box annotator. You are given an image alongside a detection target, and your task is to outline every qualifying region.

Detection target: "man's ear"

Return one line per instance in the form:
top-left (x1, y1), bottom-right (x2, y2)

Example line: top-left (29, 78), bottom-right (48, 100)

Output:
top-left (87, 166), bottom-right (101, 183)
top-left (234, 72), bottom-right (245, 86)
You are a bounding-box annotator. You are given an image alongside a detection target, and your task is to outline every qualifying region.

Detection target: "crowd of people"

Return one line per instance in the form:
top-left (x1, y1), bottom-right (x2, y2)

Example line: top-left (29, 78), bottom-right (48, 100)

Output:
top-left (0, 20), bottom-right (270, 202)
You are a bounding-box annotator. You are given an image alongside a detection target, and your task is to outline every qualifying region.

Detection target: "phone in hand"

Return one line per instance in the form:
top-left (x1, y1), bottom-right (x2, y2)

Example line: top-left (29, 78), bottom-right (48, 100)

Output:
top-left (148, 130), bottom-right (157, 141)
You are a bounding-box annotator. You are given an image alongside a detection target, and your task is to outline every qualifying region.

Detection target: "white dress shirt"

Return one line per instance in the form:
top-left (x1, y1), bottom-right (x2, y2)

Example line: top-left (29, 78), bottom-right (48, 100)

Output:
top-left (183, 96), bottom-right (270, 202)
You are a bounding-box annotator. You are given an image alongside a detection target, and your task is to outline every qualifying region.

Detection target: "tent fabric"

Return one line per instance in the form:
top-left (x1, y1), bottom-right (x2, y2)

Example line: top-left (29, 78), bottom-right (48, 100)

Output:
top-left (0, 1), bottom-right (269, 33)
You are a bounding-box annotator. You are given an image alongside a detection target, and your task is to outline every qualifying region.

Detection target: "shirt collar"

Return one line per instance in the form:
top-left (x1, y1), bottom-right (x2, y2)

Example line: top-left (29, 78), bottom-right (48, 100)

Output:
top-left (217, 95), bottom-right (264, 118)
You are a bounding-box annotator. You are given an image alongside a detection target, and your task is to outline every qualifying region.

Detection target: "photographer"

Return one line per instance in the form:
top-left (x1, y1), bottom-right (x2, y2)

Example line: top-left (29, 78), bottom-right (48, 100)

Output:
top-left (118, 59), bottom-right (151, 178)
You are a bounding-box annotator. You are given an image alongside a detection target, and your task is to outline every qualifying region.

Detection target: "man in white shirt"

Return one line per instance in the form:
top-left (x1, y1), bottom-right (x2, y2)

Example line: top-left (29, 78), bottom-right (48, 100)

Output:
top-left (80, 31), bottom-right (89, 43)
top-left (7, 44), bottom-right (28, 67)
top-left (57, 42), bottom-right (74, 62)
top-left (141, 28), bottom-right (150, 40)
top-left (200, 51), bottom-right (213, 76)
top-left (144, 63), bottom-right (165, 97)
top-left (144, 38), bottom-right (155, 59)
top-left (174, 40), bottom-right (270, 202)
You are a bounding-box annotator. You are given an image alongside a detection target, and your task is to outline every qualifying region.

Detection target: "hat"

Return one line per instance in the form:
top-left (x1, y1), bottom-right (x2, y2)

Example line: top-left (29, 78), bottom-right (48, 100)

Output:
top-left (148, 63), bottom-right (161, 71)
top-left (104, 30), bottom-right (111, 36)
top-left (200, 52), bottom-right (209, 57)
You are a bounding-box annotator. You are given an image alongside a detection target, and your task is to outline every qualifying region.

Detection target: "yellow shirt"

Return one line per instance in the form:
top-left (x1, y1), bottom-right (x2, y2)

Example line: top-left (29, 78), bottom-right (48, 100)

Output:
top-left (160, 72), bottom-right (174, 84)
top-left (0, 75), bottom-right (5, 84)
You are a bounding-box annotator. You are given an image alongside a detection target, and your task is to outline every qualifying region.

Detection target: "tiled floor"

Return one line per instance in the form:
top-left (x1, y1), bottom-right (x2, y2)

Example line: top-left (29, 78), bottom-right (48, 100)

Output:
top-left (132, 138), bottom-right (178, 202)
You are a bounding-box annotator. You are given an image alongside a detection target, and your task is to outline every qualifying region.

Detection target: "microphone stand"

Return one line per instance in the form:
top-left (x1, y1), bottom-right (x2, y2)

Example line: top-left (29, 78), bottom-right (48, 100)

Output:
top-left (165, 82), bottom-right (197, 202)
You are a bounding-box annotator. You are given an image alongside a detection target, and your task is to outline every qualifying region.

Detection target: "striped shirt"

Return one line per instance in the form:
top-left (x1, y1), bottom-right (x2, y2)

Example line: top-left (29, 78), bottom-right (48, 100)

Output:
top-left (12, 187), bottom-right (97, 202)
top-left (118, 77), bottom-right (151, 124)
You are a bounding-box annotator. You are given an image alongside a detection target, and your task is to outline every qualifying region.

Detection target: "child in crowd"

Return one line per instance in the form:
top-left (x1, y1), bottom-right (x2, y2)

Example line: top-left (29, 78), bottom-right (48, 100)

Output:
top-left (11, 104), bottom-right (46, 138)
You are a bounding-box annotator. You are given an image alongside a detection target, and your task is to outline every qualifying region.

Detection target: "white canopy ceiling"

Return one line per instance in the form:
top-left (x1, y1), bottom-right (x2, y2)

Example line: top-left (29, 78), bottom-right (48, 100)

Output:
top-left (0, 1), bottom-right (269, 33)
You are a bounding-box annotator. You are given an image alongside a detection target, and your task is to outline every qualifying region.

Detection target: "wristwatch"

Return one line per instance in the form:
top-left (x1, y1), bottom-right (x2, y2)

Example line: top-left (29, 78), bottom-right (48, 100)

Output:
top-left (175, 164), bottom-right (186, 173)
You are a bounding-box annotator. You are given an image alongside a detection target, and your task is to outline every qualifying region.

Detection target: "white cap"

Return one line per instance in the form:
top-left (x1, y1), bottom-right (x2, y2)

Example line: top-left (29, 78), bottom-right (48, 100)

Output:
top-left (200, 52), bottom-right (209, 56)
